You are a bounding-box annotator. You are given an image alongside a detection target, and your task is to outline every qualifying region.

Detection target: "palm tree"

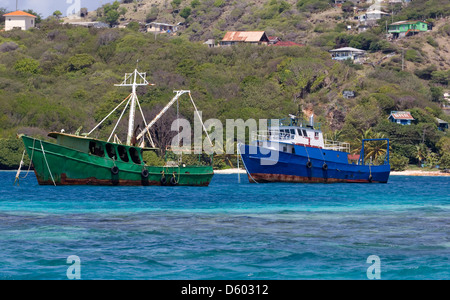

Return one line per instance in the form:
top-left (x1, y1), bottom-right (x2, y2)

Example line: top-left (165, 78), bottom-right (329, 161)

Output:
top-left (415, 143), bottom-right (427, 167)
top-left (353, 129), bottom-right (388, 164)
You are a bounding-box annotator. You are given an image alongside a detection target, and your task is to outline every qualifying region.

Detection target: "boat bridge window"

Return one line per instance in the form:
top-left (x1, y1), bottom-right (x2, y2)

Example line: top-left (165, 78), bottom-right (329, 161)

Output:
top-left (106, 144), bottom-right (117, 160)
top-left (290, 129), bottom-right (295, 135)
top-left (315, 132), bottom-right (320, 138)
top-left (302, 130), bottom-right (307, 137)
top-left (297, 129), bottom-right (303, 136)
top-left (117, 145), bottom-right (129, 162)
top-left (89, 141), bottom-right (104, 157)
top-left (129, 147), bottom-right (141, 164)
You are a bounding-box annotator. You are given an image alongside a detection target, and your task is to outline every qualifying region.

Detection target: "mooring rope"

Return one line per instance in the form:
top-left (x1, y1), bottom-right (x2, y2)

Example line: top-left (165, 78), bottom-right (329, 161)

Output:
top-left (40, 141), bottom-right (56, 186)
top-left (237, 143), bottom-right (259, 184)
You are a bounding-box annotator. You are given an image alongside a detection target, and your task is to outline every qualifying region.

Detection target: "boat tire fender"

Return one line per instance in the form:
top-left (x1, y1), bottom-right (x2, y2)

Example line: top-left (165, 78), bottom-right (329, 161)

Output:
top-left (111, 166), bottom-right (119, 175)
top-left (322, 163), bottom-right (328, 170)
top-left (170, 176), bottom-right (178, 186)
top-left (306, 161), bottom-right (312, 169)
top-left (160, 176), bottom-right (167, 186)
top-left (368, 175), bottom-right (373, 183)
top-left (142, 169), bottom-right (149, 178)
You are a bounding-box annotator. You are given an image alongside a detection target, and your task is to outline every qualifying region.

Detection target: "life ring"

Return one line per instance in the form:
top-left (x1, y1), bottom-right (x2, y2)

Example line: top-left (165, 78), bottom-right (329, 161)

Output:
top-left (111, 166), bottom-right (119, 175)
top-left (170, 176), bottom-right (178, 186)
top-left (141, 169), bottom-right (149, 178)
top-left (306, 161), bottom-right (312, 169)
top-left (322, 163), bottom-right (328, 170)
top-left (160, 176), bottom-right (167, 186)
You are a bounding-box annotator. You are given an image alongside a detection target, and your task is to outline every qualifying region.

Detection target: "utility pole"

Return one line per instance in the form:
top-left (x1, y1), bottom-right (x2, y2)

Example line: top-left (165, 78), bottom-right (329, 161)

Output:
top-left (16, 0), bottom-right (18, 11)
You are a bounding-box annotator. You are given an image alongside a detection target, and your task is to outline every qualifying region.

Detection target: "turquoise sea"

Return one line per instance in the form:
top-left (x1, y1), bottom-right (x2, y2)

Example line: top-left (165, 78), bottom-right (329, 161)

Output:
top-left (0, 171), bottom-right (448, 280)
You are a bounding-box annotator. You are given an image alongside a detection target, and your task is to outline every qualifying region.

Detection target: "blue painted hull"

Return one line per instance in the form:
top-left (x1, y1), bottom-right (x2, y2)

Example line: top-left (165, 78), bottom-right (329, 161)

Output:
top-left (239, 144), bottom-right (390, 183)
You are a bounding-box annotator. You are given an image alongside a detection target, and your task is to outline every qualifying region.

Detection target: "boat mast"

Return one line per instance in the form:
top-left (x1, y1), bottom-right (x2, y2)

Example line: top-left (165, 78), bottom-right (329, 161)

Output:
top-left (115, 69), bottom-right (151, 146)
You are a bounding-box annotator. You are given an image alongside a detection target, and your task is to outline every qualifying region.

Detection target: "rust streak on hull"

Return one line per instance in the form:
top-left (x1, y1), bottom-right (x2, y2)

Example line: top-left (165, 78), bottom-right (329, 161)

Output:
top-left (35, 172), bottom-right (211, 187)
top-left (249, 173), bottom-right (381, 184)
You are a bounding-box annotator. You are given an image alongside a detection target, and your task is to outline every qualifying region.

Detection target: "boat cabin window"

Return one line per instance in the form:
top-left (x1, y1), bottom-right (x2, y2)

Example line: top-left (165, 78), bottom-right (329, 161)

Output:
top-left (315, 132), bottom-right (320, 138)
top-left (129, 147), bottom-right (141, 164)
top-left (290, 129), bottom-right (295, 135)
top-left (297, 129), bottom-right (303, 136)
top-left (302, 130), bottom-right (307, 137)
top-left (117, 145), bottom-right (129, 162)
top-left (89, 141), bottom-right (104, 157)
top-left (105, 144), bottom-right (117, 160)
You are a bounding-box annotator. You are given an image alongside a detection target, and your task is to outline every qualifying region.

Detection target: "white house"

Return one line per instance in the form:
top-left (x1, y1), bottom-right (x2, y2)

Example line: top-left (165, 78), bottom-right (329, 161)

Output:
top-left (3, 10), bottom-right (37, 31)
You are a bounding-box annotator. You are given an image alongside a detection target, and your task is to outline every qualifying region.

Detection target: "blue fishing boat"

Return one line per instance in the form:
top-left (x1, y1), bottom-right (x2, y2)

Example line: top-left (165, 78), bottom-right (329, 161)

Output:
top-left (238, 116), bottom-right (390, 183)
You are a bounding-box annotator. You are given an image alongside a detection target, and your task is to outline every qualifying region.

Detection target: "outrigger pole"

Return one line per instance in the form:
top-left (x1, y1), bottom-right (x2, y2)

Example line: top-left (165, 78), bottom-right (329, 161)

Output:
top-left (136, 90), bottom-right (213, 147)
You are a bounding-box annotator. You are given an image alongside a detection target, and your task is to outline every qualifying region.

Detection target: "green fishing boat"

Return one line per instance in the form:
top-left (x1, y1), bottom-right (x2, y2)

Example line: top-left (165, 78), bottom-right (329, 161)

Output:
top-left (19, 69), bottom-right (214, 186)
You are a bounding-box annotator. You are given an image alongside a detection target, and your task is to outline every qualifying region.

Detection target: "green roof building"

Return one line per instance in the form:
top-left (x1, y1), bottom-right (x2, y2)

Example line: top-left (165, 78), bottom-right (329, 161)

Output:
top-left (388, 20), bottom-right (429, 38)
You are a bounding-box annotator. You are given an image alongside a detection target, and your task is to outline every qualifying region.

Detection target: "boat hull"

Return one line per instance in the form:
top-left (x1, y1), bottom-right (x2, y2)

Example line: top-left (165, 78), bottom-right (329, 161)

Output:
top-left (239, 144), bottom-right (390, 183)
top-left (22, 135), bottom-right (214, 187)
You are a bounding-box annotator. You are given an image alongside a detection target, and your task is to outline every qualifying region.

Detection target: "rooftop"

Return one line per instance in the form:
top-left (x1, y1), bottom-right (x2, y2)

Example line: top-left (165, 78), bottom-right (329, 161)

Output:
top-left (222, 31), bottom-right (267, 42)
top-left (389, 111), bottom-right (415, 120)
top-left (329, 47), bottom-right (365, 53)
top-left (390, 20), bottom-right (427, 26)
top-left (3, 10), bottom-right (37, 18)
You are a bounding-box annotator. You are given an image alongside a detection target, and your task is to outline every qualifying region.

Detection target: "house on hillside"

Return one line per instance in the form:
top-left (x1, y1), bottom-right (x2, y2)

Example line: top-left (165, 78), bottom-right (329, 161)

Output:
top-left (3, 10), bottom-right (36, 31)
top-left (436, 118), bottom-right (448, 132)
top-left (443, 92), bottom-right (450, 108)
top-left (268, 36), bottom-right (281, 45)
top-left (343, 91), bottom-right (355, 99)
top-left (388, 111), bottom-right (415, 125)
top-left (388, 20), bottom-right (429, 39)
top-left (220, 31), bottom-right (270, 46)
top-left (203, 39), bottom-right (216, 48)
top-left (329, 47), bottom-right (366, 63)
top-left (65, 21), bottom-right (109, 28)
top-left (267, 36), bottom-right (303, 47)
top-left (146, 22), bottom-right (178, 34)
top-left (357, 10), bottom-right (390, 26)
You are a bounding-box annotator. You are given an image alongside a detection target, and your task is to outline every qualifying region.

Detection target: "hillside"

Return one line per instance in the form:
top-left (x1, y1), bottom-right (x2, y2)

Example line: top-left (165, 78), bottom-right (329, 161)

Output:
top-left (0, 0), bottom-right (449, 170)
top-left (73, 0), bottom-right (450, 72)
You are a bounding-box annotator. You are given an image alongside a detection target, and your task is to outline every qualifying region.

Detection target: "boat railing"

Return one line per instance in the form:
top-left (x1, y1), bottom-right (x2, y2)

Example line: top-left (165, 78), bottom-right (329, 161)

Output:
top-left (251, 130), bottom-right (295, 142)
top-left (324, 140), bottom-right (351, 153)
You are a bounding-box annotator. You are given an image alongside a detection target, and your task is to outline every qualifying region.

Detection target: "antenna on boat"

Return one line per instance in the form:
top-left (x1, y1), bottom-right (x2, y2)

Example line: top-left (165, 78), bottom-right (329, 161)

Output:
top-left (114, 69), bottom-right (153, 146)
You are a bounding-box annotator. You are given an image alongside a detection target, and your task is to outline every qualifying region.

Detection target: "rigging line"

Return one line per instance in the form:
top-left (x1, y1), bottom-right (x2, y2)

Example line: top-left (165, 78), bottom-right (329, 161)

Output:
top-left (237, 143), bottom-right (259, 184)
top-left (108, 97), bottom-right (131, 142)
top-left (40, 141), bottom-right (56, 186)
top-left (188, 92), bottom-right (213, 147)
top-left (135, 95), bottom-right (156, 148)
top-left (14, 150), bottom-right (25, 185)
top-left (87, 93), bottom-right (132, 136)
top-left (20, 138), bottom-right (36, 180)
